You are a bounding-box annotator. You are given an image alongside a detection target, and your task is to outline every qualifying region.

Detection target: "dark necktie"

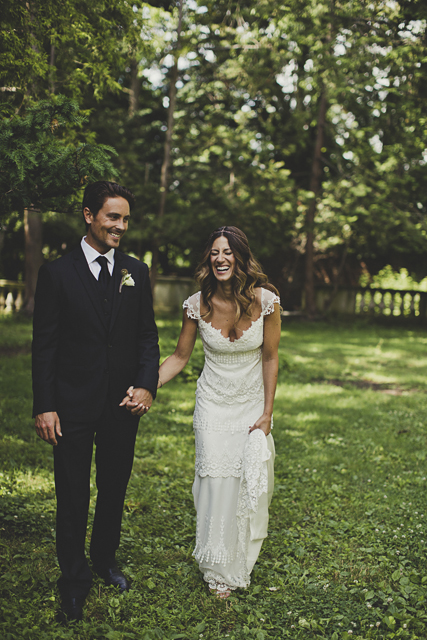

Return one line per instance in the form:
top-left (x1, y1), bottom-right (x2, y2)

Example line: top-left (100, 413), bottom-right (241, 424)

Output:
top-left (96, 256), bottom-right (111, 292)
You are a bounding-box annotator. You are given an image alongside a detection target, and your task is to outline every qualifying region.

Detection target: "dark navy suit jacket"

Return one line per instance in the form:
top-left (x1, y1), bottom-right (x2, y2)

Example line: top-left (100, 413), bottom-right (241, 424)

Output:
top-left (32, 245), bottom-right (159, 423)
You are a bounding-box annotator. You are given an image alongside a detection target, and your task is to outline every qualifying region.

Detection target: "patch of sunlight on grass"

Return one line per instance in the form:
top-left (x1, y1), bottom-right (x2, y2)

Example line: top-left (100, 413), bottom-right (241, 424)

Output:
top-left (401, 357), bottom-right (427, 369)
top-left (292, 355), bottom-right (316, 364)
top-left (154, 434), bottom-right (188, 447)
top-left (177, 400), bottom-right (196, 411)
top-left (283, 429), bottom-right (305, 438)
top-left (361, 371), bottom-right (399, 384)
top-left (0, 470), bottom-right (54, 494)
top-left (279, 384), bottom-right (343, 399)
top-left (294, 412), bottom-right (320, 423)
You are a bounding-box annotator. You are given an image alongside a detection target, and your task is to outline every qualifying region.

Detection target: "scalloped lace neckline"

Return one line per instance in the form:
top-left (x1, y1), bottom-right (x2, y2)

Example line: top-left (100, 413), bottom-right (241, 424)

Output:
top-left (199, 314), bottom-right (263, 343)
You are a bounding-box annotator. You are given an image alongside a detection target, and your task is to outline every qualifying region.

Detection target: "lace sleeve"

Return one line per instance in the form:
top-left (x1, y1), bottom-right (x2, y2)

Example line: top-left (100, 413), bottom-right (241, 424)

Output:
top-left (261, 288), bottom-right (280, 317)
top-left (183, 291), bottom-right (201, 320)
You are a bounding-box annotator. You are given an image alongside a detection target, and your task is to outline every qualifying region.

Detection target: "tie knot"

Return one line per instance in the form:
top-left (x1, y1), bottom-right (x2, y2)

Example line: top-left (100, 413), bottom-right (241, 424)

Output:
top-left (97, 256), bottom-right (109, 269)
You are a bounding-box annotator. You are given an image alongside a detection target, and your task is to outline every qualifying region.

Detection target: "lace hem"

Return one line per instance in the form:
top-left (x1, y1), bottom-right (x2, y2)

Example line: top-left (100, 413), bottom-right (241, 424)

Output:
top-left (195, 464), bottom-right (243, 478)
top-left (195, 438), bottom-right (243, 477)
top-left (193, 513), bottom-right (237, 565)
top-left (193, 542), bottom-right (237, 566)
top-left (202, 571), bottom-right (245, 591)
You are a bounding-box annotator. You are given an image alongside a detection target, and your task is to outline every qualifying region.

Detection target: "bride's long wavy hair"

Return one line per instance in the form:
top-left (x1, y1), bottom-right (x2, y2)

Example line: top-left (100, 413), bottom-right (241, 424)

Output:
top-left (195, 226), bottom-right (279, 325)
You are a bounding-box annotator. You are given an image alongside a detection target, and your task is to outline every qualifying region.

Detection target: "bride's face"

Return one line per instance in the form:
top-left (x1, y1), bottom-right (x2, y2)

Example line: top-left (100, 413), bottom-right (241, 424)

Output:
top-left (210, 236), bottom-right (236, 282)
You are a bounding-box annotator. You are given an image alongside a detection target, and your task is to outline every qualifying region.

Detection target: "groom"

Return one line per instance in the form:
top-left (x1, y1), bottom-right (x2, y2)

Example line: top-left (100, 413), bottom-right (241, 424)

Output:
top-left (32, 181), bottom-right (159, 622)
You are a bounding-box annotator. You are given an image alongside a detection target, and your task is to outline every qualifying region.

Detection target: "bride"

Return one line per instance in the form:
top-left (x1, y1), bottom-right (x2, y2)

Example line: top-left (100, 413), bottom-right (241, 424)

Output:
top-left (129, 226), bottom-right (280, 597)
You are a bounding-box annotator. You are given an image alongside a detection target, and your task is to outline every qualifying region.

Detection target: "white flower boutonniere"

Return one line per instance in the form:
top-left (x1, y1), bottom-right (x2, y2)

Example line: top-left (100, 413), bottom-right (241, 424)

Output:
top-left (119, 269), bottom-right (135, 293)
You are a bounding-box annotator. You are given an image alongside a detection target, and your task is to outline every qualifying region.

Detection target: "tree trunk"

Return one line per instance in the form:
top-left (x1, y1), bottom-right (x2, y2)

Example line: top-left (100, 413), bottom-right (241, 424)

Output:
top-left (150, 0), bottom-right (184, 292)
top-left (323, 247), bottom-right (348, 313)
top-left (304, 89), bottom-right (328, 318)
top-left (22, 208), bottom-right (43, 316)
top-left (128, 57), bottom-right (139, 118)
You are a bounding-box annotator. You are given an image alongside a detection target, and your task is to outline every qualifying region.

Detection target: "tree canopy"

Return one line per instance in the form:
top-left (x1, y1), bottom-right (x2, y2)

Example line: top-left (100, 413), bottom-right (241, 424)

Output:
top-left (1, 0), bottom-right (426, 310)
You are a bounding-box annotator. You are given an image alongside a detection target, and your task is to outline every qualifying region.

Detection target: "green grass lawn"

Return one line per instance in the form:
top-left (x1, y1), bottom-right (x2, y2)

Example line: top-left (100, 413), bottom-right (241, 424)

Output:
top-left (1, 315), bottom-right (427, 640)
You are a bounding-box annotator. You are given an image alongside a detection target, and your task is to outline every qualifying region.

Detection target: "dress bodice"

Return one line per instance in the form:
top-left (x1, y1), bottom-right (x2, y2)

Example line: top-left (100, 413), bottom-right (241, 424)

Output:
top-left (183, 288), bottom-right (278, 351)
top-left (183, 288), bottom-right (280, 410)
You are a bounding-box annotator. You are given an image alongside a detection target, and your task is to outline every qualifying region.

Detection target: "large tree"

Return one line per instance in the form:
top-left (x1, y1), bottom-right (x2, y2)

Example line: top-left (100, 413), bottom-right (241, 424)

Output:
top-left (0, 0), bottom-right (148, 311)
top-left (0, 96), bottom-right (117, 313)
top-left (2, 0), bottom-right (426, 312)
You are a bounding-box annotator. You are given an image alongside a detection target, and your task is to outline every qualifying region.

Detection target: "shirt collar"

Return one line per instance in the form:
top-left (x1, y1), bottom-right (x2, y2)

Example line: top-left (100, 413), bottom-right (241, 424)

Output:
top-left (81, 237), bottom-right (115, 266)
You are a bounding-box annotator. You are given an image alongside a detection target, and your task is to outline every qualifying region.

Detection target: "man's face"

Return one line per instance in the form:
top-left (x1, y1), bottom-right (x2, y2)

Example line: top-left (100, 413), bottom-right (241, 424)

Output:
top-left (84, 197), bottom-right (130, 254)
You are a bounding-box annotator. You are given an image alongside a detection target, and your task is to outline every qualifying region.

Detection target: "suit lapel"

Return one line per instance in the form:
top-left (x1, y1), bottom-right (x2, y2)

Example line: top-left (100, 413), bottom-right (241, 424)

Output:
top-left (72, 247), bottom-right (109, 330)
top-left (109, 251), bottom-right (125, 333)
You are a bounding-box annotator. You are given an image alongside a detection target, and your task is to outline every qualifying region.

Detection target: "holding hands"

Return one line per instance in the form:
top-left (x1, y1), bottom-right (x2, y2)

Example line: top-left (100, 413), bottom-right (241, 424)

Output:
top-left (119, 386), bottom-right (153, 416)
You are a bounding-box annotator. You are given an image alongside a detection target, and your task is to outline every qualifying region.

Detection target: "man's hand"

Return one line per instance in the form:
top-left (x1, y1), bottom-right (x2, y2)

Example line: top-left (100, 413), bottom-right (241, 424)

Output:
top-left (35, 412), bottom-right (62, 446)
top-left (119, 387), bottom-right (153, 417)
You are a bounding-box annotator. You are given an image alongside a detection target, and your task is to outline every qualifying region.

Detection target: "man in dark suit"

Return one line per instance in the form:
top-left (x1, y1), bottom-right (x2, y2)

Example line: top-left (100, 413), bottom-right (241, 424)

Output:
top-left (32, 181), bottom-right (159, 622)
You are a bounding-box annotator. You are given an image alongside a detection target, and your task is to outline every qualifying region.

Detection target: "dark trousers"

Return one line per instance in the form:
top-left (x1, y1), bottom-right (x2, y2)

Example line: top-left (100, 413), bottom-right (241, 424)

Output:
top-left (53, 407), bottom-right (138, 599)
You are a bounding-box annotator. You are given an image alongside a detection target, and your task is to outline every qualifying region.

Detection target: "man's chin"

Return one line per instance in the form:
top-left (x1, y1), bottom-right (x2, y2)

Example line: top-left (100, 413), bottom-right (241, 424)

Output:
top-left (107, 237), bottom-right (121, 248)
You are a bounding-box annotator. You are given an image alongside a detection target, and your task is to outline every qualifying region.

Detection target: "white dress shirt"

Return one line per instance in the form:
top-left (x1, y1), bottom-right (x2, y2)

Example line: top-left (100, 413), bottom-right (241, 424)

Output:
top-left (81, 237), bottom-right (115, 279)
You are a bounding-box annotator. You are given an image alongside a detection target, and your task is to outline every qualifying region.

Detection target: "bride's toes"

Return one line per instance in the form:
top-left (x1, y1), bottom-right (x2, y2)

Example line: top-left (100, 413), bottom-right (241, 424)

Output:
top-left (210, 587), bottom-right (231, 599)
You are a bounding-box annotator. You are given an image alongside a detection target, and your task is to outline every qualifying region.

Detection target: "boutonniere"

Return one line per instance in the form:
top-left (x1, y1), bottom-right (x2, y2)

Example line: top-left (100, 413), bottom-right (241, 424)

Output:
top-left (119, 269), bottom-right (135, 293)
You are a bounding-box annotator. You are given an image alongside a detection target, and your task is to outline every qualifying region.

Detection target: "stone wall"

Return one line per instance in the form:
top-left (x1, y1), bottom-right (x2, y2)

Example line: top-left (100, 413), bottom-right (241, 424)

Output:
top-left (0, 276), bottom-right (197, 315)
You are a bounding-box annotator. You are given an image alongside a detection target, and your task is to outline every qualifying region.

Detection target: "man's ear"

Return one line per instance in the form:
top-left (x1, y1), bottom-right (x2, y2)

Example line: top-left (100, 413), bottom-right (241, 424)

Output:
top-left (83, 207), bottom-right (92, 226)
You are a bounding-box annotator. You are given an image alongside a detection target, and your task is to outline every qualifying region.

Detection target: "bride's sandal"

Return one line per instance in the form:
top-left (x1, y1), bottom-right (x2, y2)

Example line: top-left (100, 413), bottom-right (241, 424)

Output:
top-left (210, 586), bottom-right (231, 599)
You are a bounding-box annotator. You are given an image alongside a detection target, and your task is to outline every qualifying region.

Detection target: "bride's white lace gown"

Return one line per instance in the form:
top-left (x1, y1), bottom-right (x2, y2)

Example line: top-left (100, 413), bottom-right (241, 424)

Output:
top-left (183, 288), bottom-right (279, 592)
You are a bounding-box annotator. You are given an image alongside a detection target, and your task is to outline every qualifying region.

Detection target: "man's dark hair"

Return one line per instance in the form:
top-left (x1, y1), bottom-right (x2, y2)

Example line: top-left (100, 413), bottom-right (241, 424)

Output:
top-left (82, 181), bottom-right (135, 229)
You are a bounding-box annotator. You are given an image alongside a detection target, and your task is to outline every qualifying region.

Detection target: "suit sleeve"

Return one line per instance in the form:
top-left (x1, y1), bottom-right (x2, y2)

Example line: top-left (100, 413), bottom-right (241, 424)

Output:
top-left (133, 264), bottom-right (160, 398)
top-left (32, 264), bottom-right (61, 417)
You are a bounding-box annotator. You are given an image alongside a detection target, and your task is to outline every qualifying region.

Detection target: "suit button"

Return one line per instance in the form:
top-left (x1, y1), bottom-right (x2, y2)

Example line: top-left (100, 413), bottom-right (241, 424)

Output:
top-left (108, 344), bottom-right (113, 348)
top-left (104, 298), bottom-right (108, 303)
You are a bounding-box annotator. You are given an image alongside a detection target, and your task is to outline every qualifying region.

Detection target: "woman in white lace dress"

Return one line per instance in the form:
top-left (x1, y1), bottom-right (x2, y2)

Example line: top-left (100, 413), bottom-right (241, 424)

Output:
top-left (143, 226), bottom-right (280, 597)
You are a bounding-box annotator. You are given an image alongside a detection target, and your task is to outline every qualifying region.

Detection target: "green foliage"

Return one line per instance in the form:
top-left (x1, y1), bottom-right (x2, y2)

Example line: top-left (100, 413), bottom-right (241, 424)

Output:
top-left (0, 0), bottom-right (148, 114)
top-left (2, 0), bottom-right (427, 289)
top-left (0, 95), bottom-right (117, 216)
top-left (360, 266), bottom-right (427, 292)
top-left (81, 0), bottom-right (427, 288)
top-left (1, 315), bottom-right (427, 638)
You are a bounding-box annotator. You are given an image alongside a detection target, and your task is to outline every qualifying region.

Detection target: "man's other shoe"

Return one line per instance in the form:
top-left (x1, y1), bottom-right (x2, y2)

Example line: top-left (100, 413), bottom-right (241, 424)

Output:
top-left (57, 596), bottom-right (84, 624)
top-left (94, 561), bottom-right (131, 592)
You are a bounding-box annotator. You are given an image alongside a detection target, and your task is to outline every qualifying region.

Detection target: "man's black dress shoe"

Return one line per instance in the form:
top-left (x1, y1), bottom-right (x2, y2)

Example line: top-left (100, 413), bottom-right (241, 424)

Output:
top-left (94, 561), bottom-right (131, 592)
top-left (57, 596), bottom-right (84, 624)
